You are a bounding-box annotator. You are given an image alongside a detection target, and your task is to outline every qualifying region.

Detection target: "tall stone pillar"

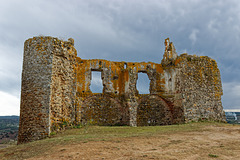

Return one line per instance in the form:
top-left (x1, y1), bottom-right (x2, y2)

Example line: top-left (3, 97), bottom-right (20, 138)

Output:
top-left (18, 37), bottom-right (77, 144)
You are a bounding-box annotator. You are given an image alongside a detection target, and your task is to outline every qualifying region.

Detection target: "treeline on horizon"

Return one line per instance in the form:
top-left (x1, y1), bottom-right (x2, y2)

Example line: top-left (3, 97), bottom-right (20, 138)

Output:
top-left (0, 116), bottom-right (19, 119)
top-left (0, 116), bottom-right (19, 144)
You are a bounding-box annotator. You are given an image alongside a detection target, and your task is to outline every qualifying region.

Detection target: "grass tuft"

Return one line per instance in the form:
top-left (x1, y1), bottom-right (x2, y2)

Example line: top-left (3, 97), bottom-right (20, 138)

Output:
top-left (208, 154), bottom-right (218, 158)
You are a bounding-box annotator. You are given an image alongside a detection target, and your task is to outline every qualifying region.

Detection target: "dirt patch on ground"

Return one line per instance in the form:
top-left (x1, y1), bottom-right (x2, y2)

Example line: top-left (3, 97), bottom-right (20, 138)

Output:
top-left (0, 144), bottom-right (9, 149)
top-left (28, 125), bottom-right (240, 160)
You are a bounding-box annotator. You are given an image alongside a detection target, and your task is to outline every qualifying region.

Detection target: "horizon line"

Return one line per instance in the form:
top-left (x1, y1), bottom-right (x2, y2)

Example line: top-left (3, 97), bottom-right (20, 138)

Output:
top-left (224, 109), bottom-right (240, 112)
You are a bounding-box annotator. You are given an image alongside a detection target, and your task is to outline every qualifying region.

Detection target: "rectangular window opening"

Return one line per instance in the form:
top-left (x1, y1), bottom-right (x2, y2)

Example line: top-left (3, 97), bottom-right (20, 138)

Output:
top-left (90, 71), bottom-right (103, 93)
top-left (137, 72), bottom-right (150, 94)
top-left (124, 63), bottom-right (127, 69)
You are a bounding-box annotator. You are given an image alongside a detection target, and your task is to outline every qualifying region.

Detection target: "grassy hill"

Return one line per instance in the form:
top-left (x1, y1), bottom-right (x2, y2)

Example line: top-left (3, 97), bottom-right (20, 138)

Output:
top-left (0, 122), bottom-right (240, 160)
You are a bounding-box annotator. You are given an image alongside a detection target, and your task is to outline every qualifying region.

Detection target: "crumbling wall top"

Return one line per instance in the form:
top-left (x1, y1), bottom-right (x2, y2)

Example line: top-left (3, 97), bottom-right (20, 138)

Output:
top-left (162, 38), bottom-right (178, 66)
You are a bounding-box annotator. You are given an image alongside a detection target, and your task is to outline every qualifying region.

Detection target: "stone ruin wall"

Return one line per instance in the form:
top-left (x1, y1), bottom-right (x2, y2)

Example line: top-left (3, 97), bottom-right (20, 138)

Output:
top-left (75, 59), bottom-right (184, 127)
top-left (18, 36), bottom-right (225, 144)
top-left (18, 37), bottom-right (77, 143)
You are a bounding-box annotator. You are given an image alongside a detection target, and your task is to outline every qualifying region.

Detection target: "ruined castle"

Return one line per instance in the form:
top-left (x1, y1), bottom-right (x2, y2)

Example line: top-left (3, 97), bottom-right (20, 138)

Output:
top-left (18, 36), bottom-right (225, 144)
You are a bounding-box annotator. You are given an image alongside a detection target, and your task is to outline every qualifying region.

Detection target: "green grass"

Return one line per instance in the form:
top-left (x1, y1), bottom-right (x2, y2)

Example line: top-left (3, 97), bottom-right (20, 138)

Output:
top-left (0, 122), bottom-right (232, 160)
top-left (208, 154), bottom-right (218, 158)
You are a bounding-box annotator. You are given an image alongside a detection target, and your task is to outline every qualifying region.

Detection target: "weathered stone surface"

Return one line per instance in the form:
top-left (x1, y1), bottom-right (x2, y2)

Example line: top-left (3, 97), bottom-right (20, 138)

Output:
top-left (175, 54), bottom-right (225, 122)
top-left (18, 36), bottom-right (225, 144)
top-left (18, 37), bottom-right (77, 144)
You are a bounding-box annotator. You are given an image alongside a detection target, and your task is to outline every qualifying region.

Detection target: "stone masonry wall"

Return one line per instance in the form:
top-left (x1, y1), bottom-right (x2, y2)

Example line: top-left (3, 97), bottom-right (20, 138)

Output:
top-left (49, 38), bottom-right (77, 132)
top-left (18, 36), bottom-right (225, 144)
top-left (74, 58), bottom-right (182, 127)
top-left (175, 54), bottom-right (225, 122)
top-left (18, 37), bottom-right (77, 144)
top-left (18, 37), bottom-right (55, 143)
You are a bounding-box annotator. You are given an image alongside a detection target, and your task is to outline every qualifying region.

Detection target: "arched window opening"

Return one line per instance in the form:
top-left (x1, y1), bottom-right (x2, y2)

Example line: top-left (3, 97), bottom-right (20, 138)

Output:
top-left (137, 72), bottom-right (150, 94)
top-left (90, 71), bottom-right (103, 93)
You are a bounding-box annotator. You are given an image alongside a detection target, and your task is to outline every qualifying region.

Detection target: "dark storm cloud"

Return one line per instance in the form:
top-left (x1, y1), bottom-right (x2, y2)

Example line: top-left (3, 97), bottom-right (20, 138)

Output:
top-left (0, 0), bottom-right (240, 115)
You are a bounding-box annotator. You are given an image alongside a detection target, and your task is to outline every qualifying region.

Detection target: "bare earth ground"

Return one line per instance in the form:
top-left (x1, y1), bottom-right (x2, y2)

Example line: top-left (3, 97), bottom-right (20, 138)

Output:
top-left (0, 144), bottom-right (9, 149)
top-left (1, 123), bottom-right (240, 160)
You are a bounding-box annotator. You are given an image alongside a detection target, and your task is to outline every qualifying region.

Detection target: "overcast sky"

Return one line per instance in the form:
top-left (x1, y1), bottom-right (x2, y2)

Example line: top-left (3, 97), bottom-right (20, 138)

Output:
top-left (0, 0), bottom-right (240, 115)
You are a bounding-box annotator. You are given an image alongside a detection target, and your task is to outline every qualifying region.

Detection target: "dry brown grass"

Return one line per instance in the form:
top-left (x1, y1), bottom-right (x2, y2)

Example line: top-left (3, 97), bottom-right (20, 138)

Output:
top-left (0, 122), bottom-right (240, 160)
